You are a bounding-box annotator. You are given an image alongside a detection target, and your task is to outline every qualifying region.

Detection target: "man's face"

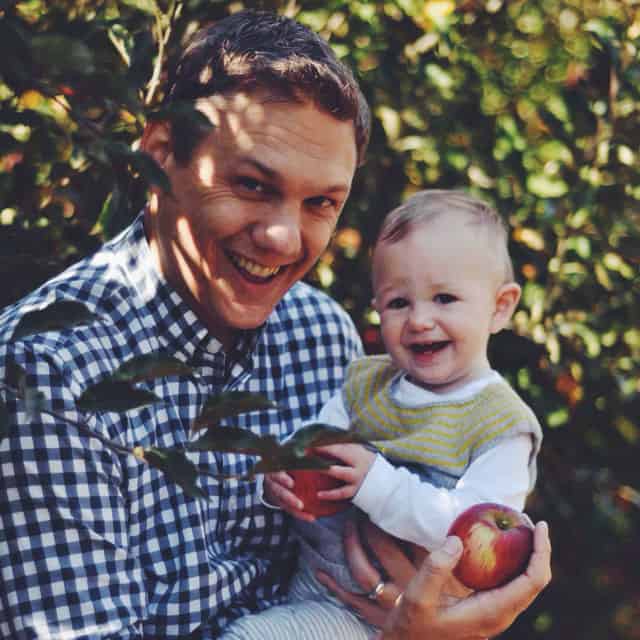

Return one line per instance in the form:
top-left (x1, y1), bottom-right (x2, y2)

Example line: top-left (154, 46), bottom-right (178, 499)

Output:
top-left (143, 91), bottom-right (358, 348)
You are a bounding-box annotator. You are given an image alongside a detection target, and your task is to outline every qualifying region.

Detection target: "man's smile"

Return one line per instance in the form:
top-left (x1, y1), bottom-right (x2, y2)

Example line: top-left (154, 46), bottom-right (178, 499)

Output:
top-left (227, 251), bottom-right (284, 281)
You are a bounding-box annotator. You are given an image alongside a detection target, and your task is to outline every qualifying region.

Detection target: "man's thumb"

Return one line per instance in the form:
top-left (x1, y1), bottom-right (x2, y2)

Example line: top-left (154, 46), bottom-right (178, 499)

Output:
top-left (432, 536), bottom-right (463, 566)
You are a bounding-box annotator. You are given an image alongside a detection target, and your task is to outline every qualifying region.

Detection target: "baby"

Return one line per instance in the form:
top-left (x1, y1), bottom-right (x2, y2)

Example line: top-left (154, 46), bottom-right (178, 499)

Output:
top-left (222, 189), bottom-right (543, 639)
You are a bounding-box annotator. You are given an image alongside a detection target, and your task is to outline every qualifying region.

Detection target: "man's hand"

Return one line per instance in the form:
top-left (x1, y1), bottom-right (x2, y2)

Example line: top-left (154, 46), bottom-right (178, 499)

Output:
top-left (317, 517), bottom-right (552, 639)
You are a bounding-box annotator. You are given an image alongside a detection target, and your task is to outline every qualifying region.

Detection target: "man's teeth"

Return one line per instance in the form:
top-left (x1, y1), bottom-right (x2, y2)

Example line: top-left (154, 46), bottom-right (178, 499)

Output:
top-left (230, 253), bottom-right (281, 278)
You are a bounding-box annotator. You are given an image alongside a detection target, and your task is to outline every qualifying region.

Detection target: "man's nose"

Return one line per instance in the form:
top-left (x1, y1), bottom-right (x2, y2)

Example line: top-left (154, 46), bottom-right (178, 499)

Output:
top-left (252, 205), bottom-right (302, 257)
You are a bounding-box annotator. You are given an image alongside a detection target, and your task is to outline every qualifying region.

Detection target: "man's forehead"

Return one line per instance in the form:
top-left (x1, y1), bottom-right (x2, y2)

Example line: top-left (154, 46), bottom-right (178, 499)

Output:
top-left (192, 90), bottom-right (357, 188)
top-left (195, 92), bottom-right (267, 128)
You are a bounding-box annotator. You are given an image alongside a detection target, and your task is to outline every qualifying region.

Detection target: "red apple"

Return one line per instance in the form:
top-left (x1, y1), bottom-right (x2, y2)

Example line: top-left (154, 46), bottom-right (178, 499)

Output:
top-left (447, 502), bottom-right (534, 591)
top-left (289, 452), bottom-right (349, 517)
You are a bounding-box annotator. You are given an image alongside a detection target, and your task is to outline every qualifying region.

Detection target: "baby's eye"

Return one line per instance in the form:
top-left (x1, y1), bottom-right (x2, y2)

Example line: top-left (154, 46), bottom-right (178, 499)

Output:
top-left (434, 293), bottom-right (457, 304)
top-left (387, 297), bottom-right (409, 309)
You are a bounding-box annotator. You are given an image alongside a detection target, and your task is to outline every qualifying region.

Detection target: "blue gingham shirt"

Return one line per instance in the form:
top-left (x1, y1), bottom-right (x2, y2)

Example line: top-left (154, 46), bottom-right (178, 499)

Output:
top-left (0, 214), bottom-right (363, 639)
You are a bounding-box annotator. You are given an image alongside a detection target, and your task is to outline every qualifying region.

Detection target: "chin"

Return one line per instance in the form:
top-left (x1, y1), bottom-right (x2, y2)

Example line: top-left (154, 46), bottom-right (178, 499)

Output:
top-left (227, 310), bottom-right (273, 331)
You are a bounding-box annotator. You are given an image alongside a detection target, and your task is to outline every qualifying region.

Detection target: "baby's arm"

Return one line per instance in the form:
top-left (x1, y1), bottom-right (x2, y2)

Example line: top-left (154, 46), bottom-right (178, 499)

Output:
top-left (352, 436), bottom-right (533, 551)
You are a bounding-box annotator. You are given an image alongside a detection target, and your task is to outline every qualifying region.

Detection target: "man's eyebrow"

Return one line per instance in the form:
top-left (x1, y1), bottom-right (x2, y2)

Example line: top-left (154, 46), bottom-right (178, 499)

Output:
top-left (239, 157), bottom-right (278, 181)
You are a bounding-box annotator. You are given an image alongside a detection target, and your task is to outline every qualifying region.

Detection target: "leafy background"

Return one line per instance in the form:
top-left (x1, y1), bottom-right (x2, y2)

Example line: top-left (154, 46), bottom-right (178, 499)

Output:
top-left (0, 0), bottom-right (638, 637)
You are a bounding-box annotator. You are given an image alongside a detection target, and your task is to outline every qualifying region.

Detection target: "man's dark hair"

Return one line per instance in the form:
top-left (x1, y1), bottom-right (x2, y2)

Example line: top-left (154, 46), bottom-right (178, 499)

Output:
top-left (164, 9), bottom-right (371, 166)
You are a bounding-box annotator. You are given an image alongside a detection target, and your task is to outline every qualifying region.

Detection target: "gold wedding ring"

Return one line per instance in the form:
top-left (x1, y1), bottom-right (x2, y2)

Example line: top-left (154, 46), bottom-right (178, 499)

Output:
top-left (367, 580), bottom-right (386, 600)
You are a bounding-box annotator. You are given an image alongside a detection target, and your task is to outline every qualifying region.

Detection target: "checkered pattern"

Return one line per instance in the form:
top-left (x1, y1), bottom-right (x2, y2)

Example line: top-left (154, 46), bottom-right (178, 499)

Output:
top-left (0, 215), bottom-right (363, 639)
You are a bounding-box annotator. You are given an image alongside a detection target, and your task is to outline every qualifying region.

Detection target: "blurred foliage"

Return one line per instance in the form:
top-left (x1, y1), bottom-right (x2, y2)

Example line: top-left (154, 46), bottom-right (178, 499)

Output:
top-left (0, 0), bottom-right (638, 637)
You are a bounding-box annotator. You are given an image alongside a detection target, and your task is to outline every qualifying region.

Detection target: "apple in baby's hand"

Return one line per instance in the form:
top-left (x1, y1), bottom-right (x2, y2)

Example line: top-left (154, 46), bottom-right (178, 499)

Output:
top-left (447, 502), bottom-right (534, 591)
top-left (289, 452), bottom-right (350, 518)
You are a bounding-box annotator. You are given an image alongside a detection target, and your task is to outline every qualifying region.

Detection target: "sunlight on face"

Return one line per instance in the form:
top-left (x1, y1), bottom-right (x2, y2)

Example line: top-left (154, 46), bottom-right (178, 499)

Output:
top-left (197, 155), bottom-right (215, 186)
top-left (195, 94), bottom-right (267, 179)
top-left (173, 216), bottom-right (212, 281)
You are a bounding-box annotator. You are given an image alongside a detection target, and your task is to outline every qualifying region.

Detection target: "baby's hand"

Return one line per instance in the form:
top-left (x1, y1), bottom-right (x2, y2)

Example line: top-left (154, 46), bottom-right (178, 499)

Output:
top-left (313, 443), bottom-right (376, 501)
top-left (263, 471), bottom-right (317, 522)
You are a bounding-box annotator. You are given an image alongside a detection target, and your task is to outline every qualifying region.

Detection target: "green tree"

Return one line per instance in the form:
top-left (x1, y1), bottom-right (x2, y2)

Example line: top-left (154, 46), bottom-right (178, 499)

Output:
top-left (1, 1), bottom-right (638, 637)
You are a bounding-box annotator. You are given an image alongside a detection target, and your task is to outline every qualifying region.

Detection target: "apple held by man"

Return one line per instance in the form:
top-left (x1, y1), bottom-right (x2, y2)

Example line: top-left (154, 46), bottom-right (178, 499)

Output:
top-left (448, 502), bottom-right (535, 591)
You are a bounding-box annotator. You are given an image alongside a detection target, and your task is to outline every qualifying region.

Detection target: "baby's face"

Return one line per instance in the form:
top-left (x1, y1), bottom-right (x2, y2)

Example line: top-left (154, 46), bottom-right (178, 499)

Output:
top-left (372, 216), bottom-right (508, 393)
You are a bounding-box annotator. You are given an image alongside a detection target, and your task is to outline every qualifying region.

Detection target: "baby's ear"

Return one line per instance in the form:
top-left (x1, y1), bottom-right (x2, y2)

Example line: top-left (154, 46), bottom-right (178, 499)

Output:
top-left (490, 282), bottom-right (521, 334)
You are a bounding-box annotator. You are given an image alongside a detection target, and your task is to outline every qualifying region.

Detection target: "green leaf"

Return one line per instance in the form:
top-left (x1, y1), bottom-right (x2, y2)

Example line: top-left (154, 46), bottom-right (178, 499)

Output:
top-left (283, 422), bottom-right (368, 458)
top-left (12, 301), bottom-right (99, 341)
top-left (30, 34), bottom-right (96, 75)
top-left (4, 362), bottom-right (45, 420)
top-left (526, 173), bottom-right (569, 198)
top-left (120, 0), bottom-right (159, 16)
top-left (140, 447), bottom-right (208, 500)
top-left (5, 361), bottom-right (27, 395)
top-left (103, 143), bottom-right (171, 194)
top-left (0, 397), bottom-right (10, 442)
top-left (112, 354), bottom-right (194, 383)
top-left (193, 391), bottom-right (279, 431)
top-left (189, 426), bottom-right (279, 455)
top-left (617, 236), bottom-right (640, 264)
top-left (253, 452), bottom-right (333, 475)
top-left (24, 386), bottom-right (46, 421)
top-left (77, 380), bottom-right (162, 412)
top-left (96, 184), bottom-right (130, 240)
top-left (537, 107), bottom-right (573, 145)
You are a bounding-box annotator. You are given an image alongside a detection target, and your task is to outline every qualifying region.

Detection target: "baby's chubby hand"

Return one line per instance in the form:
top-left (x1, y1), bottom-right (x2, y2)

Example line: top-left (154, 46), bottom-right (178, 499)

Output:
top-left (263, 444), bottom-right (377, 521)
top-left (263, 471), bottom-right (318, 522)
top-left (313, 443), bottom-right (377, 501)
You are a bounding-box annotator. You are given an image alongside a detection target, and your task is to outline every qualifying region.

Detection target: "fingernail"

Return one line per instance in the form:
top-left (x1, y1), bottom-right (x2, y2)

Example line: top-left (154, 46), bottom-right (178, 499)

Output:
top-left (443, 536), bottom-right (462, 556)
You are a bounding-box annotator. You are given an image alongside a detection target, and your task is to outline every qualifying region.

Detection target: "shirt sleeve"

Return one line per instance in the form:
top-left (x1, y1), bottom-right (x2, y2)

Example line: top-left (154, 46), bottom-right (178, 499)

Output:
top-left (315, 390), bottom-right (351, 429)
top-left (352, 435), bottom-right (532, 550)
top-left (0, 345), bottom-right (145, 639)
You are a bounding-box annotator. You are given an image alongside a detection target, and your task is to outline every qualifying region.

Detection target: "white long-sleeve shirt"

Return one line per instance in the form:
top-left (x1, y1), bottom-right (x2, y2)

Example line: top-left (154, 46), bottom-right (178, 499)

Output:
top-left (315, 370), bottom-right (533, 550)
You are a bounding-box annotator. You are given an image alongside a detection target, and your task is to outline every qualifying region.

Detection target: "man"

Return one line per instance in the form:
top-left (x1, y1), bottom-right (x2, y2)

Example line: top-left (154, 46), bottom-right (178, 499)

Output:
top-left (0, 10), bottom-right (550, 639)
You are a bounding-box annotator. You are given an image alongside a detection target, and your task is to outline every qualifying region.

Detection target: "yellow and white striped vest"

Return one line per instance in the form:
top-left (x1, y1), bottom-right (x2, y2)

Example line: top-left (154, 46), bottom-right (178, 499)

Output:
top-left (342, 355), bottom-right (543, 490)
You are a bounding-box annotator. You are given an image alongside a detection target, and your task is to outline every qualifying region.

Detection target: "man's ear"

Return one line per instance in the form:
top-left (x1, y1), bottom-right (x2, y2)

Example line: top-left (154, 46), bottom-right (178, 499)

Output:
top-left (490, 282), bottom-right (521, 334)
top-left (140, 120), bottom-right (172, 168)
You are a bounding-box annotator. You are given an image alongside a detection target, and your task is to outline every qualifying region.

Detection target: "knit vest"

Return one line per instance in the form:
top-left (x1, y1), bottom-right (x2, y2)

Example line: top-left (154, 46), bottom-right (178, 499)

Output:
top-left (342, 355), bottom-right (543, 490)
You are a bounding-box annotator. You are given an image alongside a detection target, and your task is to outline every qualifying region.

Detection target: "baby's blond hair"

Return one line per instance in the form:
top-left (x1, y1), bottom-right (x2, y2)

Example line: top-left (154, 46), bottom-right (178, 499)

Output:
top-left (375, 189), bottom-right (515, 283)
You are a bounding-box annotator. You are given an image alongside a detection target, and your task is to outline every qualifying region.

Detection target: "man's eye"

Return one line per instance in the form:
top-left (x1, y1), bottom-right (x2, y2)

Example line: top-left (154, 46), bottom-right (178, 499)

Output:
top-left (387, 297), bottom-right (408, 309)
top-left (306, 196), bottom-right (336, 210)
top-left (238, 177), bottom-right (265, 193)
top-left (435, 293), bottom-right (456, 304)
